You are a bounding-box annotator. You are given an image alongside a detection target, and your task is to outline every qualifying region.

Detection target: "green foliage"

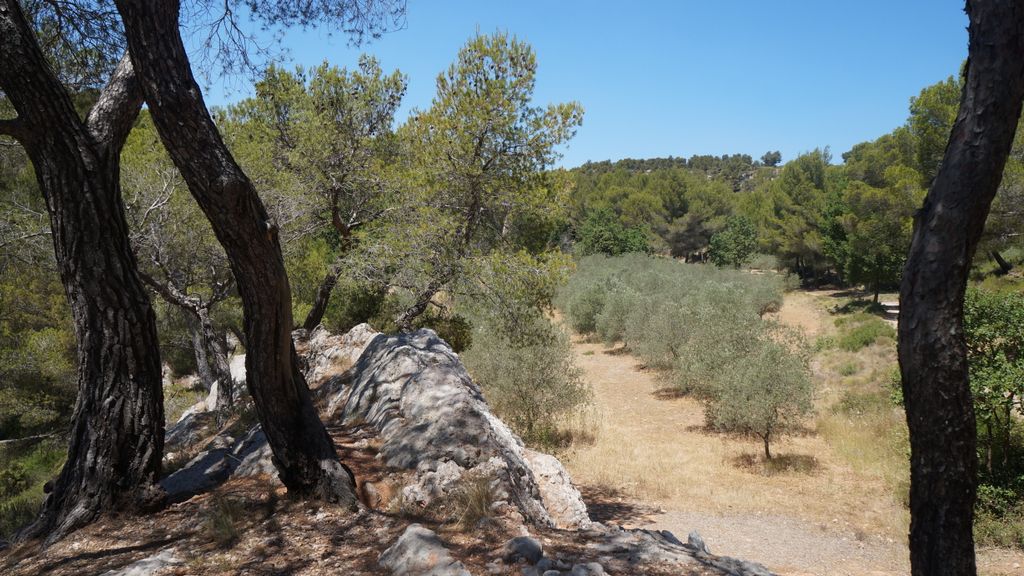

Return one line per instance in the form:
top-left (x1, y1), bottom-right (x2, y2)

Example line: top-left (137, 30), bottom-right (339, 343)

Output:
top-left (709, 215), bottom-right (757, 268)
top-left (558, 255), bottom-right (807, 456)
top-left (575, 208), bottom-right (650, 256)
top-left (461, 317), bottom-right (590, 449)
top-left (0, 438), bottom-right (65, 539)
top-left (834, 314), bottom-right (895, 352)
top-left (838, 167), bottom-right (923, 297)
top-left (760, 151), bottom-right (782, 167)
top-left (0, 261), bottom-right (77, 440)
top-left (964, 288), bottom-right (1024, 481)
top-left (908, 75), bottom-right (962, 185)
top-left (701, 325), bottom-right (813, 459)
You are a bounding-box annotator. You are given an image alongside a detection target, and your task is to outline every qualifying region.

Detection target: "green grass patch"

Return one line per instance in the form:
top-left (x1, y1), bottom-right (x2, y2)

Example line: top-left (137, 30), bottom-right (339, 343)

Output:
top-left (834, 314), bottom-right (895, 351)
top-left (0, 437), bottom-right (65, 538)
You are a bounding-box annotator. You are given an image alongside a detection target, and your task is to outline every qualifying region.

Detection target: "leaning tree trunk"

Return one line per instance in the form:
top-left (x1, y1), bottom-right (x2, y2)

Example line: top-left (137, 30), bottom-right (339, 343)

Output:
top-left (989, 249), bottom-right (1013, 275)
top-left (301, 257), bottom-right (345, 331)
top-left (115, 0), bottom-right (357, 504)
top-left (897, 2), bottom-right (1024, 575)
top-left (0, 3), bottom-right (164, 544)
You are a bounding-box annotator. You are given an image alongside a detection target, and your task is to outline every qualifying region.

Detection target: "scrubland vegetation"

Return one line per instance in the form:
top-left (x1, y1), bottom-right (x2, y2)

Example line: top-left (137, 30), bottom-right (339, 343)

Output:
top-left (1, 3), bottom-right (1023, 571)
top-left (558, 254), bottom-right (809, 458)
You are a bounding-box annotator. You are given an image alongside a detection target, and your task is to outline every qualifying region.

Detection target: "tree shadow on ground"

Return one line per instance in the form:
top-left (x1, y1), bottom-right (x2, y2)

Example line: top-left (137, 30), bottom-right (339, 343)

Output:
top-left (28, 536), bottom-right (183, 575)
top-left (577, 485), bottom-right (662, 526)
top-left (651, 387), bottom-right (687, 400)
top-left (729, 453), bottom-right (820, 476)
top-left (601, 345), bottom-right (632, 356)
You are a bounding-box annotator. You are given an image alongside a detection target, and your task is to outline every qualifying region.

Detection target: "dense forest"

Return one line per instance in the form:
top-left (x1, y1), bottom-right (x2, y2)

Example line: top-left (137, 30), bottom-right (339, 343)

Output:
top-left (1, 1), bottom-right (1024, 574)
top-left (569, 73), bottom-right (1024, 299)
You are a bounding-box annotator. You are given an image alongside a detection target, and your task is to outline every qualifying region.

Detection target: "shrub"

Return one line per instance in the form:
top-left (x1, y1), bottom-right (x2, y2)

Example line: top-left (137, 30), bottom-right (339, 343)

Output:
top-left (0, 438), bottom-right (64, 539)
top-left (834, 314), bottom-right (895, 351)
top-left (450, 474), bottom-right (497, 530)
top-left (709, 216), bottom-right (757, 269)
top-left (322, 280), bottom-right (388, 334)
top-left (562, 281), bottom-right (608, 334)
top-left (461, 319), bottom-right (591, 449)
top-left (702, 325), bottom-right (813, 459)
top-left (557, 254), bottom-right (809, 457)
top-left (0, 464), bottom-right (29, 499)
top-left (837, 361), bottom-right (860, 377)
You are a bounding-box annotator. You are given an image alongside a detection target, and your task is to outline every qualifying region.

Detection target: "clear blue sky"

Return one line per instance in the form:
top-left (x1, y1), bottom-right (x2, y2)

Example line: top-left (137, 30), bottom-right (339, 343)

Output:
top-left (197, 0), bottom-right (969, 168)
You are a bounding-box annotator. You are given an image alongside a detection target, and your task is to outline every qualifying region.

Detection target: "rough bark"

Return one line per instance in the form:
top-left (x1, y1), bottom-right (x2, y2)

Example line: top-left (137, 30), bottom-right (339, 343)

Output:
top-left (115, 0), bottom-right (357, 505)
top-left (897, 2), bottom-right (1024, 575)
top-left (139, 271), bottom-right (233, 413)
top-left (0, 2), bottom-right (164, 543)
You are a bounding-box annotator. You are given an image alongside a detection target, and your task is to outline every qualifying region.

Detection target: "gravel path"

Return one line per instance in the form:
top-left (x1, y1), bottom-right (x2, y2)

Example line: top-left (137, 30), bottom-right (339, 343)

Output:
top-left (649, 511), bottom-right (906, 576)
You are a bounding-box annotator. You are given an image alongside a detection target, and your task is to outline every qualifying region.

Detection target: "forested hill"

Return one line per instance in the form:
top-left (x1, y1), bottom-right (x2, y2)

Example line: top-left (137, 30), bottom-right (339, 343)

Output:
top-left (566, 73), bottom-right (1024, 292)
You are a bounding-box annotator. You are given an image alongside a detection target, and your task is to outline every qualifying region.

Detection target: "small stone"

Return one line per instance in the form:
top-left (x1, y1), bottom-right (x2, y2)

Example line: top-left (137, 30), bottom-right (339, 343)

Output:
top-left (536, 558), bottom-right (554, 571)
top-left (542, 571), bottom-right (561, 576)
top-left (504, 536), bottom-right (544, 564)
top-left (687, 531), bottom-right (709, 554)
top-left (585, 562), bottom-right (606, 575)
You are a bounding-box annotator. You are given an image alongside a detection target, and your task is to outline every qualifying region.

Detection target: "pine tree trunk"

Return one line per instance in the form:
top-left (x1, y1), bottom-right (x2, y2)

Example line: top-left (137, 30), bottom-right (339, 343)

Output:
top-left (187, 308), bottom-right (233, 412)
top-left (115, 0), bottom-right (357, 505)
top-left (989, 249), bottom-right (1013, 275)
top-left (0, 3), bottom-right (164, 543)
top-left (197, 307), bottom-right (233, 413)
top-left (301, 260), bottom-right (344, 331)
top-left (898, 3), bottom-right (1024, 574)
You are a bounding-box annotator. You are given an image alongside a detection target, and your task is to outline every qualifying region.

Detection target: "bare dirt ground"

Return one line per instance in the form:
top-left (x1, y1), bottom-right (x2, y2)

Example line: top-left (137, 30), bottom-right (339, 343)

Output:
top-left (562, 289), bottom-right (1024, 576)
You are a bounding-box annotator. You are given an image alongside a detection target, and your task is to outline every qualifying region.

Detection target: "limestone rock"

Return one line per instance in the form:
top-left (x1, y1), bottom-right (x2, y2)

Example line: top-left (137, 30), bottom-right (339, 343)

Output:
top-left (101, 548), bottom-right (182, 575)
top-left (504, 535), bottom-right (544, 564)
top-left (523, 449), bottom-right (590, 529)
top-left (323, 328), bottom-right (555, 526)
top-left (378, 524), bottom-right (471, 576)
top-left (303, 323), bottom-right (380, 386)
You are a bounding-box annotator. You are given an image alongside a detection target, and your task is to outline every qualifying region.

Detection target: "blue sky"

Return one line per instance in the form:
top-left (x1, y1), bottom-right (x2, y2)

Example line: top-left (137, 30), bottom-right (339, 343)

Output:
top-left (196, 1), bottom-right (969, 168)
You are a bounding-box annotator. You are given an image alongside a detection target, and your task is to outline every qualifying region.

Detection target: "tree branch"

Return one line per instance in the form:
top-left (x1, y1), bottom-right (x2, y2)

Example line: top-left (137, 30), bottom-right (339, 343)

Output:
top-left (86, 53), bottom-right (144, 155)
top-left (0, 117), bottom-right (26, 140)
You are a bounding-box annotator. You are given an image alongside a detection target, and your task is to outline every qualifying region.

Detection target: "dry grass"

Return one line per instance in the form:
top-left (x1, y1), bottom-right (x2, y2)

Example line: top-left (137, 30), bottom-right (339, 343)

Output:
top-left (561, 335), bottom-right (910, 540)
top-left (562, 289), bottom-right (914, 540)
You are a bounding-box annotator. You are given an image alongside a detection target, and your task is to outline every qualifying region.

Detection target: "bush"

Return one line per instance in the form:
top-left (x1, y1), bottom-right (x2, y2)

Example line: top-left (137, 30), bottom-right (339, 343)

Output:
top-left (834, 314), bottom-right (895, 351)
top-left (0, 438), bottom-right (65, 539)
top-left (461, 319), bottom-right (591, 449)
top-left (709, 216), bottom-right (757, 269)
top-left (702, 325), bottom-right (813, 459)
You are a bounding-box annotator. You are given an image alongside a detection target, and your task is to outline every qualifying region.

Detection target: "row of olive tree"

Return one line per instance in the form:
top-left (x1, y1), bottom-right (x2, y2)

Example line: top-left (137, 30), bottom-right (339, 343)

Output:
top-left (558, 254), bottom-right (810, 458)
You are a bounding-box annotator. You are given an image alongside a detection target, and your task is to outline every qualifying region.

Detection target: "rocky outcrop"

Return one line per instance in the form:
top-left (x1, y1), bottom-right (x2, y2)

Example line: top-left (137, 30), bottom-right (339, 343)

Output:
top-left (160, 426), bottom-right (273, 503)
top-left (523, 449), bottom-right (591, 530)
top-left (320, 328), bottom-right (589, 529)
top-left (378, 524), bottom-right (471, 576)
top-left (300, 323), bottom-right (379, 386)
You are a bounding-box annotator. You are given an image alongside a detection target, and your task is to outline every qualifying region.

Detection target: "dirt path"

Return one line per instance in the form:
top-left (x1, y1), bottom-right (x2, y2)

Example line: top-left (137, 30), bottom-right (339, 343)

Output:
top-left (561, 291), bottom-right (1022, 576)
